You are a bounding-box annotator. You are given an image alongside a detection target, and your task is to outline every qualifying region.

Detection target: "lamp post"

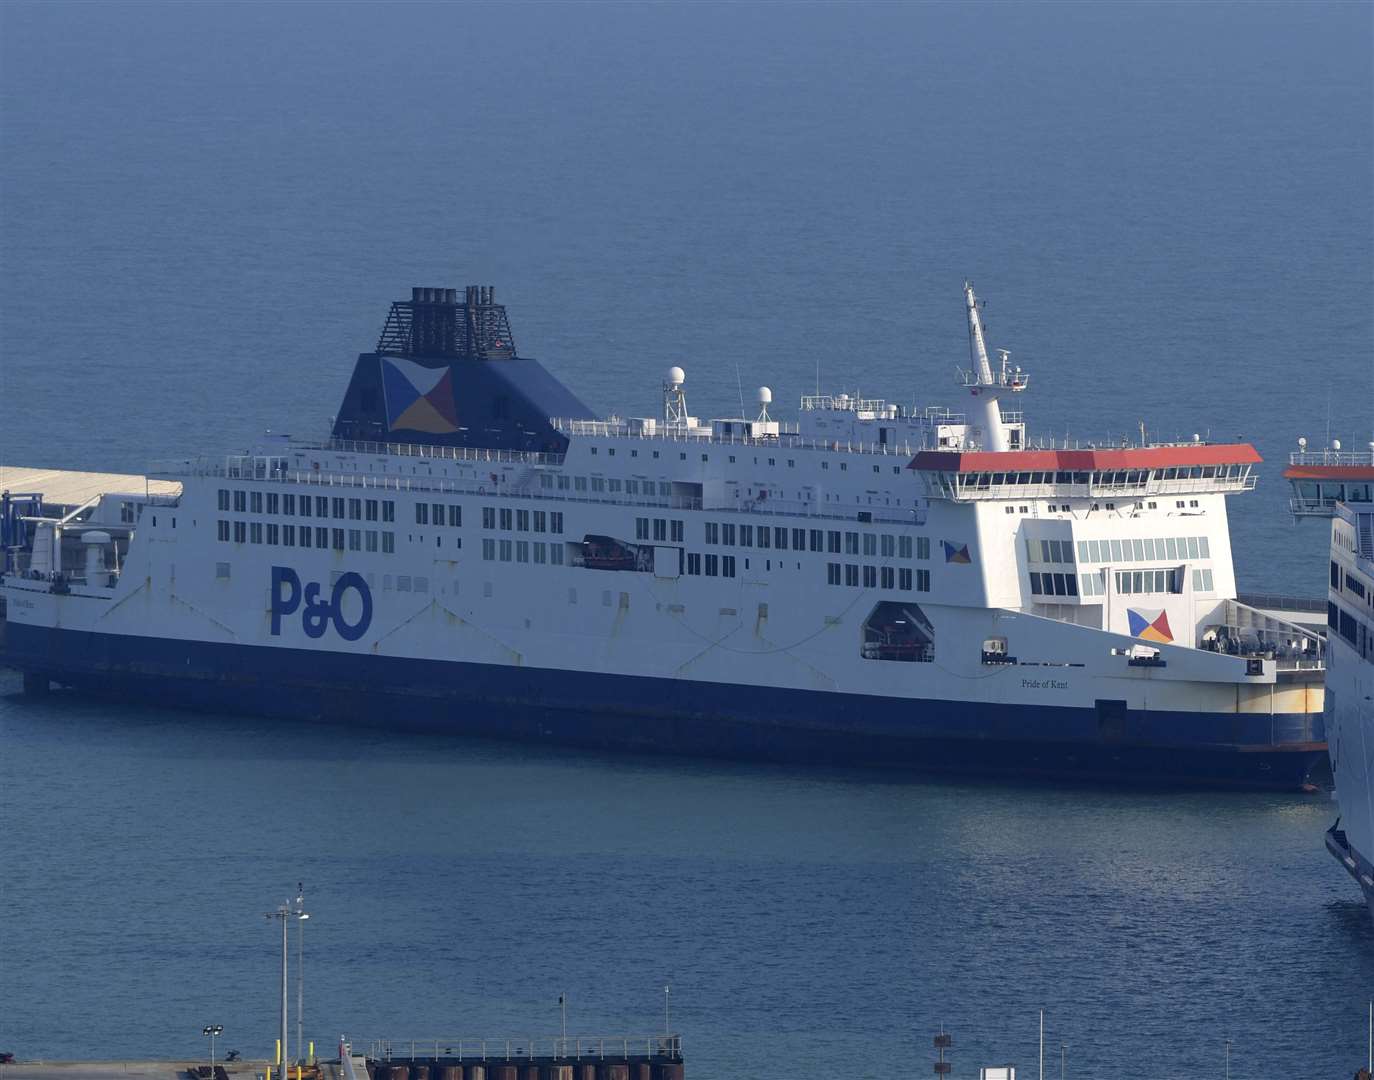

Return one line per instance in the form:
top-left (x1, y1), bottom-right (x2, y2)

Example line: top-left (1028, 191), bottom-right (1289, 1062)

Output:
top-left (203, 1026), bottom-right (223, 1070)
top-left (294, 884), bottom-right (310, 1068)
top-left (266, 903), bottom-right (291, 1075)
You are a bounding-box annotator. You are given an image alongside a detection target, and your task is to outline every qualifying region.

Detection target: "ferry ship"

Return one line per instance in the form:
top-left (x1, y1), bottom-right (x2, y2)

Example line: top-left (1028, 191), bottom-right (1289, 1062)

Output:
top-left (0, 283), bottom-right (1328, 788)
top-left (1286, 440), bottom-right (1374, 921)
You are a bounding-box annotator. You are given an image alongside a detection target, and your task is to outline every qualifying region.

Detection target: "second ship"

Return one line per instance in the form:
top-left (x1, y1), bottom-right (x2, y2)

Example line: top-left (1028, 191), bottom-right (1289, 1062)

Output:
top-left (0, 282), bottom-right (1327, 788)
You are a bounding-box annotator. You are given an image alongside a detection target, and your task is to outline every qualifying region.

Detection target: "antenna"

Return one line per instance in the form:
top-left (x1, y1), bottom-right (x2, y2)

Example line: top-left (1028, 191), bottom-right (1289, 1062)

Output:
top-left (735, 363), bottom-right (746, 419)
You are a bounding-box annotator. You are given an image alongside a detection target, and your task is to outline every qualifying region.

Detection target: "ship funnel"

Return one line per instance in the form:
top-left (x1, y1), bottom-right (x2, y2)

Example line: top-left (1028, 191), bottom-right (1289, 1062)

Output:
top-left (377, 285), bottom-right (515, 359)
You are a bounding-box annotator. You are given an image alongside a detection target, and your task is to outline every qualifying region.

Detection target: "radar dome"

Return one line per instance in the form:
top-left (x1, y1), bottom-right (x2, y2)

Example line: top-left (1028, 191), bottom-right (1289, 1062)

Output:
top-left (666, 366), bottom-right (685, 387)
top-left (1333, 439), bottom-right (1342, 451)
top-left (1298, 436), bottom-right (1307, 448)
top-left (757, 386), bottom-right (772, 405)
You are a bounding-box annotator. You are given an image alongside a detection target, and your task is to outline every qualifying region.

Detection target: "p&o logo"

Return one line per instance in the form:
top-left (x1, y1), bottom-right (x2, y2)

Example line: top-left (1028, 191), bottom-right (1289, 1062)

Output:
top-left (270, 566), bottom-right (372, 642)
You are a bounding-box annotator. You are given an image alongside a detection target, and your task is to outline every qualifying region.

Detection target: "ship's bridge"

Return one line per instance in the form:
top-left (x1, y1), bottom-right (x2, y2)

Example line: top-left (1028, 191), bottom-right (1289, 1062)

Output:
top-left (909, 443), bottom-right (1261, 502)
top-left (1283, 442), bottom-right (1374, 517)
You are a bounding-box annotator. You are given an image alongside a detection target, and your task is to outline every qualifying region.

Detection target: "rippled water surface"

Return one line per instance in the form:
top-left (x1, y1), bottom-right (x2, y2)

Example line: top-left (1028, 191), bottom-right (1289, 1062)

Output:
top-left (2, 1), bottom-right (1372, 1075)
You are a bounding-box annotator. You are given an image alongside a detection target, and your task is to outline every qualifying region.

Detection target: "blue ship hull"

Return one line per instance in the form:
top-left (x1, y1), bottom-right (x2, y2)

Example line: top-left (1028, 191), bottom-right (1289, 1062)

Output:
top-left (4, 623), bottom-right (1327, 791)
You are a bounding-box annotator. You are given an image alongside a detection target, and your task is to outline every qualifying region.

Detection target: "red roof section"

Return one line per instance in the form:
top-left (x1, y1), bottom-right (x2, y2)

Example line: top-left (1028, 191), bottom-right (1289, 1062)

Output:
top-left (908, 443), bottom-right (1262, 473)
top-left (1283, 465), bottom-right (1374, 480)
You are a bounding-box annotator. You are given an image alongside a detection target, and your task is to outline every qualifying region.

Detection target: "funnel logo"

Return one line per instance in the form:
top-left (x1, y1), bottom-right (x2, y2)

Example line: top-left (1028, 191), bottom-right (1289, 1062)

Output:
top-left (941, 541), bottom-right (972, 564)
top-left (1127, 607), bottom-right (1173, 644)
top-left (381, 356), bottom-right (459, 434)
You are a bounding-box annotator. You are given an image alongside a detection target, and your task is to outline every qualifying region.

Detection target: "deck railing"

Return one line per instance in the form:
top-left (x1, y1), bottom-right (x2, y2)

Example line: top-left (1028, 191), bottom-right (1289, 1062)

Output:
top-left (365, 1034), bottom-right (682, 1063)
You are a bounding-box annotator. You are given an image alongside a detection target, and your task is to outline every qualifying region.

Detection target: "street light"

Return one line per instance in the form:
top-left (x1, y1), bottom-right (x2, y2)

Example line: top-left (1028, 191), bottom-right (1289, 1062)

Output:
top-left (203, 1026), bottom-right (223, 1071)
top-left (266, 903), bottom-right (292, 1076)
top-left (294, 884), bottom-right (310, 1068)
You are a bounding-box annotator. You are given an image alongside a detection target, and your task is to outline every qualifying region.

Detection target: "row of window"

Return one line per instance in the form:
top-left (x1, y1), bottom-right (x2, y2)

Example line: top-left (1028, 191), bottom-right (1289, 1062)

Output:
top-left (1079, 535), bottom-right (1210, 565)
top-left (1029, 571), bottom-right (1079, 597)
top-left (581, 445), bottom-right (905, 474)
top-left (541, 473), bottom-right (672, 496)
top-left (972, 465), bottom-right (1247, 487)
top-left (634, 517), bottom-right (687, 543)
top-left (480, 538), bottom-right (567, 565)
top-left (1026, 535), bottom-right (1213, 567)
top-left (686, 553), bottom-right (737, 578)
top-left (415, 503), bottom-right (462, 526)
top-left (480, 507), bottom-right (566, 533)
top-left (826, 564), bottom-right (930, 591)
top-left (1328, 600), bottom-right (1374, 661)
top-left (704, 521), bottom-right (929, 559)
top-left (1331, 561), bottom-right (1373, 611)
top-left (1044, 567), bottom-right (1213, 598)
top-left (218, 489), bottom-right (397, 523)
top-left (1115, 569), bottom-right (1185, 596)
top-left (216, 520), bottom-right (397, 553)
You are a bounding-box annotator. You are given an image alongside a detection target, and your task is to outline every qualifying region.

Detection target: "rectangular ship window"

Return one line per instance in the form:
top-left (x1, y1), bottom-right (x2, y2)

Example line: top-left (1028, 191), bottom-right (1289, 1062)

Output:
top-left (863, 565), bottom-right (877, 588)
top-left (382, 532), bottom-right (394, 554)
top-left (216, 562), bottom-right (230, 579)
top-left (483, 539), bottom-right (496, 561)
top-left (517, 509), bottom-right (529, 531)
top-left (267, 493), bottom-right (279, 515)
top-left (899, 568), bottom-right (912, 591)
top-left (250, 522), bottom-right (262, 544)
top-left (283, 493), bottom-right (296, 515)
top-left (845, 564), bottom-right (859, 587)
top-left (550, 512), bottom-right (563, 534)
top-left (217, 520), bottom-right (230, 542)
top-left (483, 507), bottom-right (496, 528)
top-left (218, 489), bottom-right (230, 511)
top-left (350, 498), bottom-right (363, 520)
top-left (828, 563), bottom-right (841, 585)
top-left (251, 491), bottom-right (263, 514)
top-left (382, 501), bottom-right (395, 522)
top-left (916, 569), bottom-right (930, 591)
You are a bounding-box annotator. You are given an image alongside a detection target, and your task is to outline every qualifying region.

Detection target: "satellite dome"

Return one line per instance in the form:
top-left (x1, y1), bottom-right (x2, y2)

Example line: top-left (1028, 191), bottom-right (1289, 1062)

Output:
top-left (666, 366), bottom-right (685, 387)
top-left (757, 386), bottom-right (772, 405)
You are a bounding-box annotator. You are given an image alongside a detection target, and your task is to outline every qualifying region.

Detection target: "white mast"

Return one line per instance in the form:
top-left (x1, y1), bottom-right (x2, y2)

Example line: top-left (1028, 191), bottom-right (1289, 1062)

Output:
top-left (962, 281), bottom-right (1010, 452)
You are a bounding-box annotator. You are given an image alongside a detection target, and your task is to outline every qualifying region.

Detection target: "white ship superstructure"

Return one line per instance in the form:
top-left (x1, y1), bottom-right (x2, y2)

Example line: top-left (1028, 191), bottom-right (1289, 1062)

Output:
top-left (1286, 441), bottom-right (1374, 921)
top-left (0, 283), bottom-right (1327, 788)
